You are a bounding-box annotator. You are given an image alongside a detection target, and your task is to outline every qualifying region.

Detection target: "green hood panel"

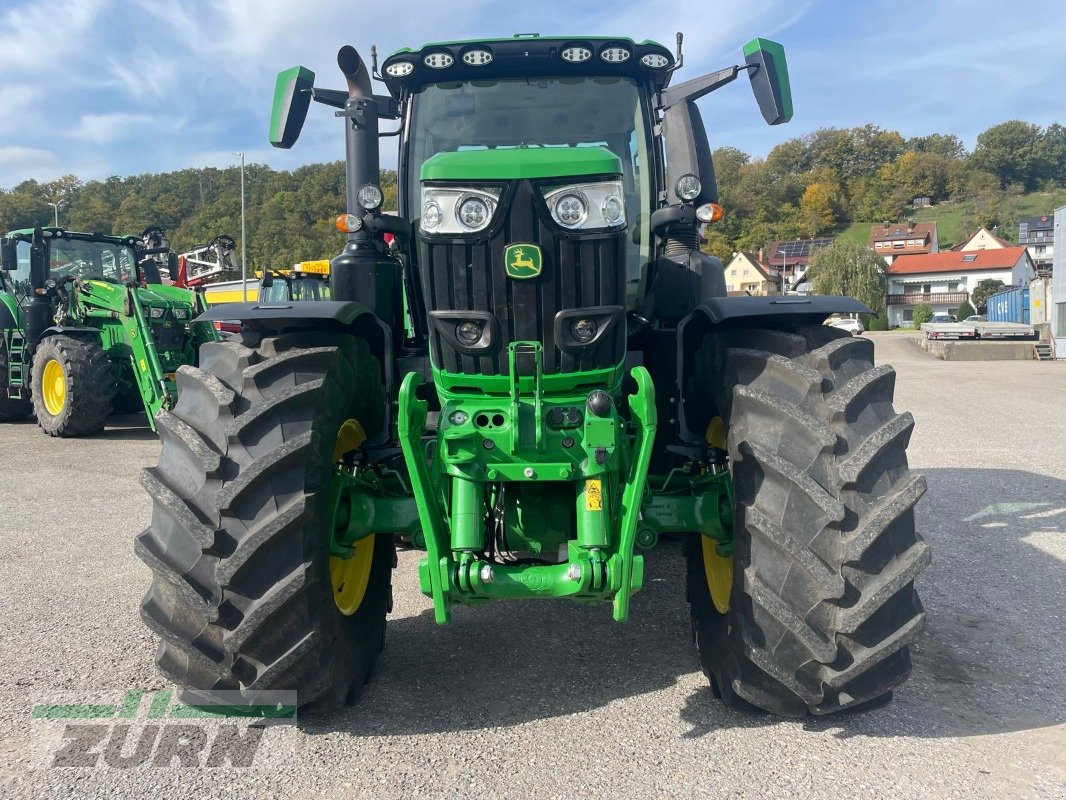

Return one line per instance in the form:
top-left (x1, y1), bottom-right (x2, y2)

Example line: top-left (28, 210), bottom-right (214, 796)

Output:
top-left (134, 283), bottom-right (198, 307)
top-left (421, 146), bottom-right (622, 182)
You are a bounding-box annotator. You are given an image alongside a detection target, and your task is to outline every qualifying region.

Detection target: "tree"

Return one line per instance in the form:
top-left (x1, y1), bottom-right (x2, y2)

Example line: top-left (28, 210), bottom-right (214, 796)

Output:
top-left (956, 300), bottom-right (976, 320)
top-left (971, 279), bottom-right (1006, 314)
top-left (806, 241), bottom-right (887, 315)
top-left (906, 133), bottom-right (966, 159)
top-left (798, 182), bottom-right (837, 234)
top-left (912, 304), bottom-right (933, 328)
top-left (971, 121), bottom-right (1043, 190)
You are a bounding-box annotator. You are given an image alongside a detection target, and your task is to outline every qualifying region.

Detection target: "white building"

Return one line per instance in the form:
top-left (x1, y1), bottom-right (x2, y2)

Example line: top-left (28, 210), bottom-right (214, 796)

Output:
top-left (885, 246), bottom-right (1036, 327)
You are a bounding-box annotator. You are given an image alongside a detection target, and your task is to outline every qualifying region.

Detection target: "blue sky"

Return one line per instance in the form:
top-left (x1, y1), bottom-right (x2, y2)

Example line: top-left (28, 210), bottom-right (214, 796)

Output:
top-left (1, 0), bottom-right (1064, 187)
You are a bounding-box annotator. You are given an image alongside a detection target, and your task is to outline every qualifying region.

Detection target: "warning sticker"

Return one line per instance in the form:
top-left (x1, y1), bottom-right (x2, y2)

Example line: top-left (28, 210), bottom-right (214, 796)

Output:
top-left (585, 479), bottom-right (603, 511)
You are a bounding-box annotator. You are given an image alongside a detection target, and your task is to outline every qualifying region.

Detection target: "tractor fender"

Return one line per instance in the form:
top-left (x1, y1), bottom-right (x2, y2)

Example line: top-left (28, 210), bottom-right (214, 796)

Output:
top-left (195, 299), bottom-right (377, 329)
top-left (0, 299), bottom-right (17, 330)
top-left (40, 325), bottom-right (101, 338)
top-left (688, 295), bottom-right (872, 329)
top-left (195, 299), bottom-right (395, 420)
top-left (673, 295), bottom-right (872, 445)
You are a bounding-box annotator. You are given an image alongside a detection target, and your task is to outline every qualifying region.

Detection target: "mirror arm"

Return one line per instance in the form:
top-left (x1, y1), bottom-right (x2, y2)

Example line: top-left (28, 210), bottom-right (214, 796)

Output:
top-left (661, 64), bottom-right (750, 109)
top-left (311, 87), bottom-right (347, 109)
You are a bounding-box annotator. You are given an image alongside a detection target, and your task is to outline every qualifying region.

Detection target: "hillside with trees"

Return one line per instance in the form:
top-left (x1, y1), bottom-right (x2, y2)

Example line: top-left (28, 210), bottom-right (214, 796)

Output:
top-left (1, 119), bottom-right (1063, 271)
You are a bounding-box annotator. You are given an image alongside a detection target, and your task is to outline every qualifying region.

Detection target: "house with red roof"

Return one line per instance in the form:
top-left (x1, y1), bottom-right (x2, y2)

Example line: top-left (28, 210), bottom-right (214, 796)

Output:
top-left (869, 221), bottom-right (938, 265)
top-left (886, 246), bottom-right (1036, 327)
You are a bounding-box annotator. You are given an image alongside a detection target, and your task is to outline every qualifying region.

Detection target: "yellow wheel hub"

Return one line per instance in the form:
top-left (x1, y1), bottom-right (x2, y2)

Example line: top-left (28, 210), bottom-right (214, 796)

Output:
top-left (329, 419), bottom-right (375, 616)
top-left (703, 416), bottom-right (733, 613)
top-left (41, 359), bottom-right (67, 417)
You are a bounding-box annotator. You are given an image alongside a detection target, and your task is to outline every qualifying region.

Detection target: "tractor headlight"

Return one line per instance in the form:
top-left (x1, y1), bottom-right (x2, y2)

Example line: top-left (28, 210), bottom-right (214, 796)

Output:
top-left (420, 186), bottom-right (500, 234)
top-left (570, 318), bottom-right (597, 342)
top-left (149, 307), bottom-right (165, 319)
top-left (675, 173), bottom-right (702, 201)
top-left (421, 201), bottom-right (443, 231)
top-left (384, 60), bottom-right (414, 78)
top-left (456, 320), bottom-right (483, 345)
top-left (357, 183), bottom-right (383, 210)
top-left (545, 181), bottom-right (626, 231)
top-left (172, 307), bottom-right (190, 320)
top-left (553, 192), bottom-right (588, 229)
top-left (457, 196), bottom-right (490, 230)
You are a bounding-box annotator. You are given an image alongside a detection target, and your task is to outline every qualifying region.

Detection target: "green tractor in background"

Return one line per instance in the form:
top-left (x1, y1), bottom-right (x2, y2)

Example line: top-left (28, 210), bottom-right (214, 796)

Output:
top-left (138, 33), bottom-right (929, 716)
top-left (0, 228), bottom-right (214, 435)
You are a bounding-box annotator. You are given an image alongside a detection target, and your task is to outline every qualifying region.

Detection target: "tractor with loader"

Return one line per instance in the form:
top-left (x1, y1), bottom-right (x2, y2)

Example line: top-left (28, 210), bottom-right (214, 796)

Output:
top-left (0, 228), bottom-right (214, 434)
top-left (137, 33), bottom-right (928, 716)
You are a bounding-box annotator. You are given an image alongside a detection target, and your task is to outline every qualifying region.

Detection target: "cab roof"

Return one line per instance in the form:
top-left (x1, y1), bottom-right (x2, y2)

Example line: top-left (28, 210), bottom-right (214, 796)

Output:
top-left (5, 227), bottom-right (137, 247)
top-left (381, 34), bottom-right (676, 96)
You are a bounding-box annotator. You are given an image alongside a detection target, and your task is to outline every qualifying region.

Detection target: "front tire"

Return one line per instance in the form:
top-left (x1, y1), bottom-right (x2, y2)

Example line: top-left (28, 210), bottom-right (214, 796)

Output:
top-left (686, 325), bottom-right (929, 716)
top-left (31, 335), bottom-right (114, 436)
top-left (136, 331), bottom-right (392, 711)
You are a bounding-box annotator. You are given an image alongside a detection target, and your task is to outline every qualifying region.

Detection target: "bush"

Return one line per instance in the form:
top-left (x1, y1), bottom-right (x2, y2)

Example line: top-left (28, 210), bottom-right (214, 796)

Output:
top-left (956, 300), bottom-right (976, 320)
top-left (911, 304), bottom-right (933, 328)
top-left (867, 308), bottom-right (891, 331)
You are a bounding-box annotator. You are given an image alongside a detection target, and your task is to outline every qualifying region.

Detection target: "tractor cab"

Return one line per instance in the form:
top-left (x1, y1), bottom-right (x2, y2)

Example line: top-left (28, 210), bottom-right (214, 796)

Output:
top-left (260, 260), bottom-right (332, 302)
top-left (0, 228), bottom-right (209, 433)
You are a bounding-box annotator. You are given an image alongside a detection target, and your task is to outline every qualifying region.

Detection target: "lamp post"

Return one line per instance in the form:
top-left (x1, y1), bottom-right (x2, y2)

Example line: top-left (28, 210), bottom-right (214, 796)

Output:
top-left (47, 200), bottom-right (67, 227)
top-left (235, 152), bottom-right (247, 301)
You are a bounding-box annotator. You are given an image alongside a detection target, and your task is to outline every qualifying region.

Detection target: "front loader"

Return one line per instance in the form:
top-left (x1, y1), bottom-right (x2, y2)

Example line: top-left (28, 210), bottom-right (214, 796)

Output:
top-left (0, 228), bottom-right (215, 435)
top-left (138, 33), bottom-right (929, 716)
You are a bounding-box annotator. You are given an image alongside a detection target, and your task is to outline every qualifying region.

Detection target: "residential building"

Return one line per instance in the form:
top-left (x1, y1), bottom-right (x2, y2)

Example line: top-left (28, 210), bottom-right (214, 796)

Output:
top-left (868, 221), bottom-right (938, 265)
top-left (724, 251), bottom-right (781, 295)
top-left (1017, 214), bottom-right (1054, 275)
top-left (885, 246), bottom-right (1036, 327)
top-left (764, 237), bottom-right (832, 291)
top-left (952, 226), bottom-right (1010, 252)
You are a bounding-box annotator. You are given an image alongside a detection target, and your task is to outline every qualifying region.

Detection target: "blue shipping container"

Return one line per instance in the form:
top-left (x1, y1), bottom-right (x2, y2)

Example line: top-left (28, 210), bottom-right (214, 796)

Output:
top-left (986, 286), bottom-right (1030, 323)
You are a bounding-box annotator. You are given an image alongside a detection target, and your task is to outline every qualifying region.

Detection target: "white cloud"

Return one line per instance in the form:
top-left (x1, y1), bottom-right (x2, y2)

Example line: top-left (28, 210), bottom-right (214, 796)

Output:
top-left (70, 112), bottom-right (174, 144)
top-left (0, 146), bottom-right (60, 182)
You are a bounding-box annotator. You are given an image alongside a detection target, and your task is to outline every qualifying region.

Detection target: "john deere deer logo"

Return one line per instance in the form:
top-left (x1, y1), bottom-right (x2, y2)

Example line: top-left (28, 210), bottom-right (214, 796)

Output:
top-left (504, 244), bottom-right (542, 279)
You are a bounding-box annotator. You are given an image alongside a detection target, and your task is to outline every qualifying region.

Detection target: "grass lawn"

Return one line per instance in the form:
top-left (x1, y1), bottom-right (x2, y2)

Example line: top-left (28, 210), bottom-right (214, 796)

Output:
top-left (833, 188), bottom-right (1066, 249)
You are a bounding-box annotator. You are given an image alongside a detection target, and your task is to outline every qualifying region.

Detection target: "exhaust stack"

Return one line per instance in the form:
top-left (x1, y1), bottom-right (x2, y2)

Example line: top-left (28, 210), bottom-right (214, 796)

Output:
top-left (337, 46), bottom-right (380, 230)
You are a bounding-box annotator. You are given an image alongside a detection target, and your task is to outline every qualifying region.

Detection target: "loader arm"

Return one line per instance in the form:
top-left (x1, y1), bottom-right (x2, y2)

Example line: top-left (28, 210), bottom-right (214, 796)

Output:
top-left (70, 279), bottom-right (175, 428)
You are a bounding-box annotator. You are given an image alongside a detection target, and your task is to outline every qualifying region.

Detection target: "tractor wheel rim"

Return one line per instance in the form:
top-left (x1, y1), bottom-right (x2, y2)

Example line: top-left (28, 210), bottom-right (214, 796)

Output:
top-left (330, 419), bottom-right (375, 616)
top-left (42, 359), bottom-right (67, 417)
top-left (703, 417), bottom-right (732, 613)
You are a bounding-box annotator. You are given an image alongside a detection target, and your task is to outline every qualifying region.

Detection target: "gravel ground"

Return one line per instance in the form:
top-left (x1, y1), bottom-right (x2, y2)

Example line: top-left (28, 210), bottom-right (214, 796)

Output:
top-left (0, 332), bottom-right (1062, 799)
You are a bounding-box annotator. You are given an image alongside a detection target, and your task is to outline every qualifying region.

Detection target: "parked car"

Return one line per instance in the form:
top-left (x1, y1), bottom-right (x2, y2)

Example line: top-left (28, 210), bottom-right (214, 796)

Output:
top-left (965, 314), bottom-right (987, 322)
top-left (930, 313), bottom-right (957, 323)
top-left (827, 317), bottom-right (864, 336)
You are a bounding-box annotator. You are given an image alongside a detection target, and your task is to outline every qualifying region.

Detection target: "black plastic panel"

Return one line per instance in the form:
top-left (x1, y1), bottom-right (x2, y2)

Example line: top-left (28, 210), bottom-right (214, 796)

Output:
top-left (420, 179), bottom-right (627, 375)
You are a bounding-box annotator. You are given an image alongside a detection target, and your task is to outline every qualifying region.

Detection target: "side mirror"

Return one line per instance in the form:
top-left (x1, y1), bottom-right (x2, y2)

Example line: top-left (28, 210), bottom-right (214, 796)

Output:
top-left (269, 66), bottom-right (316, 149)
top-left (260, 271), bottom-right (274, 288)
top-left (744, 38), bottom-right (793, 125)
top-left (0, 238), bottom-right (16, 270)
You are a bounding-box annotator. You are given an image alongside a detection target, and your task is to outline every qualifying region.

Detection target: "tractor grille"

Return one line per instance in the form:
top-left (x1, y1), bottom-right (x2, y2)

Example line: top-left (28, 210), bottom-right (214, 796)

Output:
top-left (150, 322), bottom-right (185, 352)
top-left (420, 179), bottom-right (627, 376)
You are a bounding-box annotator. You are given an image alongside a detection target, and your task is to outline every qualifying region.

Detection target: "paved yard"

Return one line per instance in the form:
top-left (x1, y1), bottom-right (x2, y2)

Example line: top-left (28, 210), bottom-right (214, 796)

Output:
top-left (0, 332), bottom-right (1063, 799)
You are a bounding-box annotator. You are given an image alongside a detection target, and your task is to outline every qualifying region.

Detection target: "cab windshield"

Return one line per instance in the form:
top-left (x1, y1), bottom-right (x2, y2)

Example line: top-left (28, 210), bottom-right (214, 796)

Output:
top-left (49, 239), bottom-right (137, 284)
top-left (406, 76), bottom-right (654, 296)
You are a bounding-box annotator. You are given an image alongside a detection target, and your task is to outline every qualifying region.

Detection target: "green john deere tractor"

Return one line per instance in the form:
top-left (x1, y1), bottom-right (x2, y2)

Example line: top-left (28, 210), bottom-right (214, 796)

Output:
top-left (0, 228), bottom-right (214, 435)
top-left (137, 34), bottom-right (929, 716)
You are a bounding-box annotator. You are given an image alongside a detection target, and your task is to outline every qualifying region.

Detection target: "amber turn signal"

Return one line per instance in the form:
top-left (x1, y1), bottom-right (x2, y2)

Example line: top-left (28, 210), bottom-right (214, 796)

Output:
top-left (696, 203), bottom-right (724, 224)
top-left (335, 213), bottom-right (363, 233)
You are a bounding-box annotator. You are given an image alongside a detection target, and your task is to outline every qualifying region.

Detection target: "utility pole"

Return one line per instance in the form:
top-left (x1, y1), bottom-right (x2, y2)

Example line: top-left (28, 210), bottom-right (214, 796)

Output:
top-left (47, 200), bottom-right (67, 227)
top-left (235, 152), bottom-right (247, 301)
